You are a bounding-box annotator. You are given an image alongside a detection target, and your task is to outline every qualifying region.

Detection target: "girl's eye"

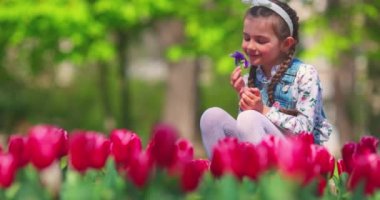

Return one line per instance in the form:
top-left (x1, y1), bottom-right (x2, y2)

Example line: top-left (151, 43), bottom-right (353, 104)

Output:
top-left (243, 35), bottom-right (250, 41)
top-left (256, 37), bottom-right (268, 44)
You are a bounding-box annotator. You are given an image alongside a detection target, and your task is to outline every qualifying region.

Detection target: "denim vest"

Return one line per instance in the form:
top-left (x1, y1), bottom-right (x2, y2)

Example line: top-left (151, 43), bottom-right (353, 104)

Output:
top-left (254, 59), bottom-right (323, 144)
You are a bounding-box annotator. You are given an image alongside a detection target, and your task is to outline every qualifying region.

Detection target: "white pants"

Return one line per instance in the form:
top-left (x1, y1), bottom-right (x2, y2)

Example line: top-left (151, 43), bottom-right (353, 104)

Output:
top-left (199, 107), bottom-right (285, 158)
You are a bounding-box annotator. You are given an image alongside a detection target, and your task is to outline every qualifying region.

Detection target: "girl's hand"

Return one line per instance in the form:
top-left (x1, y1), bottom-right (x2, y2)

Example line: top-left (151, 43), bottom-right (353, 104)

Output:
top-left (230, 67), bottom-right (245, 94)
top-left (239, 87), bottom-right (270, 114)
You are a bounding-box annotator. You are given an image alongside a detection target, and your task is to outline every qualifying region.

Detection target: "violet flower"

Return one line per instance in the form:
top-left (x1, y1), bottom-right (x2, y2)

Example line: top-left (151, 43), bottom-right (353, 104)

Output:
top-left (230, 51), bottom-right (249, 68)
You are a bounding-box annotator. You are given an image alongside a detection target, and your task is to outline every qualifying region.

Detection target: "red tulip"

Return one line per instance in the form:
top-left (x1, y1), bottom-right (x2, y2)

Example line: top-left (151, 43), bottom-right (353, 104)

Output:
top-left (312, 144), bottom-right (335, 178)
top-left (8, 134), bottom-right (30, 168)
top-left (276, 137), bottom-right (316, 185)
top-left (181, 159), bottom-right (209, 192)
top-left (0, 153), bottom-right (17, 188)
top-left (110, 129), bottom-right (142, 167)
top-left (357, 136), bottom-right (379, 155)
top-left (210, 137), bottom-right (238, 178)
top-left (90, 134), bottom-right (111, 169)
top-left (127, 151), bottom-right (153, 188)
top-left (341, 142), bottom-right (357, 173)
top-left (26, 124), bottom-right (68, 170)
top-left (69, 132), bottom-right (89, 172)
top-left (337, 159), bottom-right (346, 175)
top-left (296, 131), bottom-right (315, 145)
top-left (148, 123), bottom-right (178, 168)
top-left (69, 131), bottom-right (110, 172)
top-left (232, 142), bottom-right (263, 181)
top-left (347, 153), bottom-right (380, 195)
top-left (256, 135), bottom-right (280, 170)
top-left (169, 139), bottom-right (194, 175)
top-left (316, 177), bottom-right (327, 196)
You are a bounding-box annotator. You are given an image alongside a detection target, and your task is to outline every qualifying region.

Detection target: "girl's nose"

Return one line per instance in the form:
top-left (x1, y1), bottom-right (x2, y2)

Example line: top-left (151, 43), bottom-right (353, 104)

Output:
top-left (247, 41), bottom-right (257, 51)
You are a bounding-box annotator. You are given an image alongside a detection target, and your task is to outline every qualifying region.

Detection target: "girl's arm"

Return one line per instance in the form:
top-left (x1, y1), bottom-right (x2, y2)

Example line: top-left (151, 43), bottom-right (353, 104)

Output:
top-left (265, 65), bottom-right (322, 134)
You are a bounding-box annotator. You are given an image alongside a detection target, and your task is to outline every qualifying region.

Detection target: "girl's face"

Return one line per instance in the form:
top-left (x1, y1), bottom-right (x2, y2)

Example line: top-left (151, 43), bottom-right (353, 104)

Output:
top-left (242, 16), bottom-right (292, 71)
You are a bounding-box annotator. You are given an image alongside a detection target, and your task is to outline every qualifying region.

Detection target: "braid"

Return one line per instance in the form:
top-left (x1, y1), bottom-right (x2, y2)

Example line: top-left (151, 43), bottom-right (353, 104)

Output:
top-left (267, 50), bottom-right (293, 106)
top-left (268, 50), bottom-right (300, 116)
top-left (247, 65), bottom-right (257, 88)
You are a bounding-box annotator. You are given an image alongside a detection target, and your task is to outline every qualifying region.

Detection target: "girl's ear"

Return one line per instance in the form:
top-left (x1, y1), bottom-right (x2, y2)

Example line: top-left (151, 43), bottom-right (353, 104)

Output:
top-left (281, 37), bottom-right (296, 52)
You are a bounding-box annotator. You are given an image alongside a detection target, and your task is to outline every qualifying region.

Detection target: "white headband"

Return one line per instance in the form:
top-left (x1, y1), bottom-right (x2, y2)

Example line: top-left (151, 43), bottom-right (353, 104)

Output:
top-left (242, 0), bottom-right (293, 36)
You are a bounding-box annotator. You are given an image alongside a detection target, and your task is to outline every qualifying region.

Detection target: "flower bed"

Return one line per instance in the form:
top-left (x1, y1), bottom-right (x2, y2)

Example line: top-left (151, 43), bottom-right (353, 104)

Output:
top-left (0, 123), bottom-right (379, 199)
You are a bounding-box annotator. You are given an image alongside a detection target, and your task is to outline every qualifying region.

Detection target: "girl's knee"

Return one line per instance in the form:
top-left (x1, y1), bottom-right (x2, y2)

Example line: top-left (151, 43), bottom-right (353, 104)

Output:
top-left (200, 107), bottom-right (227, 126)
top-left (237, 110), bottom-right (263, 123)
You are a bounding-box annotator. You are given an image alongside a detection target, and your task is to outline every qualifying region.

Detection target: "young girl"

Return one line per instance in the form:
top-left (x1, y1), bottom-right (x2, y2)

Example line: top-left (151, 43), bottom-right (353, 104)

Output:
top-left (200, 0), bottom-right (333, 157)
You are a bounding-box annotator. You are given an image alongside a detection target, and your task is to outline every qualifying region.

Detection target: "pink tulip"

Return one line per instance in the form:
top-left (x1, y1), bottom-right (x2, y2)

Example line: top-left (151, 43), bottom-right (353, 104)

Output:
top-left (127, 151), bottom-right (153, 188)
top-left (181, 159), bottom-right (209, 192)
top-left (0, 153), bottom-right (17, 188)
top-left (8, 134), bottom-right (30, 168)
top-left (148, 123), bottom-right (178, 168)
top-left (26, 124), bottom-right (68, 170)
top-left (110, 129), bottom-right (142, 167)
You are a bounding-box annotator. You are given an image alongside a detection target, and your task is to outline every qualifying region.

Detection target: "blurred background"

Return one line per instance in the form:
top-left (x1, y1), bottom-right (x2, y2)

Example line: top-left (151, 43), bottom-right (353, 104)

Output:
top-left (0, 0), bottom-right (379, 157)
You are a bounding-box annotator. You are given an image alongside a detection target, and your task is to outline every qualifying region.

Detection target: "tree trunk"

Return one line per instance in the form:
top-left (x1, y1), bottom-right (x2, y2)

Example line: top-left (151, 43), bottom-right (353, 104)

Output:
top-left (155, 19), bottom-right (204, 156)
top-left (116, 31), bottom-right (131, 129)
top-left (98, 62), bottom-right (116, 132)
top-left (163, 58), bottom-right (199, 142)
top-left (333, 65), bottom-right (355, 142)
top-left (327, 0), bottom-right (357, 143)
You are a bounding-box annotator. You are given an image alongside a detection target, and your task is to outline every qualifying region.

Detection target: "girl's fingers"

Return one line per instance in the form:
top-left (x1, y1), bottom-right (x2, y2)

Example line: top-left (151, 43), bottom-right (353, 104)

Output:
top-left (248, 87), bottom-right (260, 96)
top-left (242, 90), bottom-right (257, 99)
top-left (231, 67), bottom-right (241, 81)
top-left (241, 93), bottom-right (253, 106)
top-left (239, 100), bottom-right (247, 111)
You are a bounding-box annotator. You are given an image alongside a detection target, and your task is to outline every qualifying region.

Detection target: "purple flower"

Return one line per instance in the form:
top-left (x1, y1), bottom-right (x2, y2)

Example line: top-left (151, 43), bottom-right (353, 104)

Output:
top-left (230, 51), bottom-right (249, 68)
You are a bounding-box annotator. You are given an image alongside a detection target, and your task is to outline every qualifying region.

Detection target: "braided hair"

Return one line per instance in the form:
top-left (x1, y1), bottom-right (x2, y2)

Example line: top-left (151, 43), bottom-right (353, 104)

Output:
top-left (246, 0), bottom-right (300, 116)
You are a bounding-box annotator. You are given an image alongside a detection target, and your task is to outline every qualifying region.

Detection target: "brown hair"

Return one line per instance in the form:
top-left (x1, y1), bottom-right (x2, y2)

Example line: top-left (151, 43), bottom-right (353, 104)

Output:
top-left (246, 0), bottom-right (300, 116)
